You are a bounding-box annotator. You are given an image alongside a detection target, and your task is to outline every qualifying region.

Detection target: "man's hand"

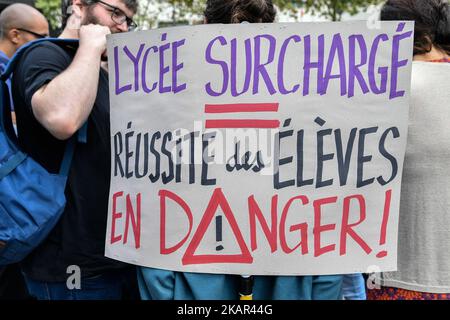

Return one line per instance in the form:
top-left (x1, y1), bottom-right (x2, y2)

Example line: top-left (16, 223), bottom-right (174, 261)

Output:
top-left (79, 24), bottom-right (111, 58)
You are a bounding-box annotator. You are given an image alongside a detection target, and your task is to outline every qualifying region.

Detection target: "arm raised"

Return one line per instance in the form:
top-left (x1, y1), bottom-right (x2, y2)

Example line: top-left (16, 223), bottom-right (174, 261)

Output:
top-left (31, 24), bottom-right (111, 140)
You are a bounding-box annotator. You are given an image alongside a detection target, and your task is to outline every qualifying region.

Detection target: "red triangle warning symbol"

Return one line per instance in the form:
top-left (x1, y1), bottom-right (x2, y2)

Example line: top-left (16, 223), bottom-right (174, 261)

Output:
top-left (182, 188), bottom-right (253, 265)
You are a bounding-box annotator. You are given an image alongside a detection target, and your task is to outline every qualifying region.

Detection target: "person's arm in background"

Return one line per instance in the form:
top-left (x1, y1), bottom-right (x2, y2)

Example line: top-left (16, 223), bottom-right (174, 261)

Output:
top-left (30, 24), bottom-right (110, 140)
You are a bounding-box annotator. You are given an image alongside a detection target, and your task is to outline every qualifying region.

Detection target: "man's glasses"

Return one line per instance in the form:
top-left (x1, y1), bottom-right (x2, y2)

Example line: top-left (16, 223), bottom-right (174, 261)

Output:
top-left (17, 28), bottom-right (48, 39)
top-left (95, 0), bottom-right (137, 31)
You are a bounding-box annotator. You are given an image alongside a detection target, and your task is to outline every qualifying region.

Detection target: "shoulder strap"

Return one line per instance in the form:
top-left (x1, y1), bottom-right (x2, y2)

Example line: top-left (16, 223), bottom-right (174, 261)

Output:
top-left (0, 38), bottom-right (79, 81)
top-left (0, 79), bottom-right (17, 151)
top-left (0, 38), bottom-right (87, 178)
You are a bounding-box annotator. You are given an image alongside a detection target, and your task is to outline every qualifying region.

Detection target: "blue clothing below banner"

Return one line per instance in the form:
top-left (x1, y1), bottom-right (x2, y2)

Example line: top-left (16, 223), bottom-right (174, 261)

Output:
top-left (24, 273), bottom-right (123, 300)
top-left (341, 273), bottom-right (367, 300)
top-left (0, 50), bottom-right (13, 111)
top-left (23, 268), bottom-right (139, 300)
top-left (138, 267), bottom-right (343, 300)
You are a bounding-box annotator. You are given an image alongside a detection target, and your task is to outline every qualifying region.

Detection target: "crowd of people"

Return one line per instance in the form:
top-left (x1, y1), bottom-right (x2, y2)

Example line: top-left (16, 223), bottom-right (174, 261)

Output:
top-left (0, 0), bottom-right (449, 300)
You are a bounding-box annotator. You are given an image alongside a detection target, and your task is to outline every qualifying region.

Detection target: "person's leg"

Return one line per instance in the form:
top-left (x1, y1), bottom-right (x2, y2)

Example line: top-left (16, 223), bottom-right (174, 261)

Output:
top-left (121, 266), bottom-right (140, 300)
top-left (253, 276), bottom-right (314, 300)
top-left (138, 267), bottom-right (239, 300)
top-left (311, 275), bottom-right (344, 300)
top-left (23, 270), bottom-right (129, 300)
top-left (71, 273), bottom-right (122, 300)
top-left (0, 264), bottom-right (30, 300)
top-left (341, 273), bottom-right (367, 300)
top-left (23, 275), bottom-right (68, 300)
top-left (137, 267), bottom-right (175, 300)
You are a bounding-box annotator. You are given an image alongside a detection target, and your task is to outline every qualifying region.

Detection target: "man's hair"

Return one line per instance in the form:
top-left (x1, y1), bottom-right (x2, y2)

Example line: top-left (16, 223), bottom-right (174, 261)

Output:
top-left (380, 0), bottom-right (450, 56)
top-left (204, 0), bottom-right (276, 24)
top-left (0, 3), bottom-right (47, 39)
top-left (61, 0), bottom-right (138, 29)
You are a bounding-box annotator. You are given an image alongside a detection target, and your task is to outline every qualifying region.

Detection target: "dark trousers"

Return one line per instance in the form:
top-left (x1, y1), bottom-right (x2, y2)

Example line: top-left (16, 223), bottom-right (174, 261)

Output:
top-left (23, 267), bottom-right (140, 300)
top-left (0, 264), bottom-right (30, 300)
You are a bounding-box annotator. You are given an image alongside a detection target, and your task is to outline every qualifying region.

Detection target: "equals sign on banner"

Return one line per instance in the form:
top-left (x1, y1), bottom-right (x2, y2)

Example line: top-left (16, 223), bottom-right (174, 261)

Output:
top-left (204, 103), bottom-right (280, 129)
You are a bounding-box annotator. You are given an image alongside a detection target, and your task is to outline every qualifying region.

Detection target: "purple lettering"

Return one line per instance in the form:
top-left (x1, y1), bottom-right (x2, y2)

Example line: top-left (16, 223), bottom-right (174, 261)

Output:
top-left (124, 44), bottom-right (145, 92)
top-left (322, 34), bottom-right (347, 96)
top-left (369, 34), bottom-right (389, 94)
top-left (348, 35), bottom-right (369, 98)
top-left (253, 34), bottom-right (277, 95)
top-left (114, 46), bottom-right (132, 95)
top-left (231, 38), bottom-right (252, 97)
top-left (172, 39), bottom-right (186, 94)
top-left (390, 23), bottom-right (413, 99)
top-left (205, 36), bottom-right (229, 97)
top-left (278, 35), bottom-right (301, 94)
top-left (303, 35), bottom-right (325, 96)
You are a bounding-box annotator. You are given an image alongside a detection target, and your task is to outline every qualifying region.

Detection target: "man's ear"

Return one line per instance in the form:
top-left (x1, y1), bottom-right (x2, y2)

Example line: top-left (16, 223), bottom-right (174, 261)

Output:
top-left (8, 29), bottom-right (21, 45)
top-left (71, 0), bottom-right (84, 8)
top-left (69, 0), bottom-right (84, 15)
top-left (66, 0), bottom-right (83, 30)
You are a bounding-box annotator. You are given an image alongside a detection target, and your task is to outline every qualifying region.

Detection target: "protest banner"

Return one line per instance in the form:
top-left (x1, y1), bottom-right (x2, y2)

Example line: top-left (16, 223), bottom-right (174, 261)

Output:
top-left (105, 21), bottom-right (414, 275)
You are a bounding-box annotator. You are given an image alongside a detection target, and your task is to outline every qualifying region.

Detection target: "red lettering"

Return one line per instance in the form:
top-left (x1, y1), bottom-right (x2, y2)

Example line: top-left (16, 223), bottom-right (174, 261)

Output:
top-left (248, 195), bottom-right (278, 252)
top-left (340, 194), bottom-right (372, 255)
top-left (159, 190), bottom-right (193, 254)
top-left (111, 191), bottom-right (123, 244)
top-left (153, 189), bottom-right (385, 264)
top-left (123, 193), bottom-right (141, 249)
top-left (313, 196), bottom-right (337, 257)
top-left (280, 195), bottom-right (309, 254)
top-left (182, 188), bottom-right (253, 265)
top-left (377, 189), bottom-right (392, 258)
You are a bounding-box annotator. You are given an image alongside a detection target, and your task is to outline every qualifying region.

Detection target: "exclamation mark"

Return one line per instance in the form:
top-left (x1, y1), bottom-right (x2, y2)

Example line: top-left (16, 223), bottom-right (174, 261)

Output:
top-left (216, 215), bottom-right (224, 251)
top-left (376, 189), bottom-right (392, 258)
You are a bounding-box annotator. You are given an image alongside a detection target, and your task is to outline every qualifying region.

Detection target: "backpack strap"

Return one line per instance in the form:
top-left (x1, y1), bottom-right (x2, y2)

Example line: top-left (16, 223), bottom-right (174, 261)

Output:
top-left (0, 78), bottom-right (18, 151)
top-left (59, 137), bottom-right (76, 177)
top-left (77, 121), bottom-right (88, 144)
top-left (0, 38), bottom-right (88, 178)
top-left (0, 38), bottom-right (79, 81)
top-left (0, 151), bottom-right (26, 180)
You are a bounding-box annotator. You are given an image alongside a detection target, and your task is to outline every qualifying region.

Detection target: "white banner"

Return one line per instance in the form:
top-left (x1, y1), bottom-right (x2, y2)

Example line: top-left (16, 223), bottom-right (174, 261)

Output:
top-left (105, 21), bottom-right (414, 275)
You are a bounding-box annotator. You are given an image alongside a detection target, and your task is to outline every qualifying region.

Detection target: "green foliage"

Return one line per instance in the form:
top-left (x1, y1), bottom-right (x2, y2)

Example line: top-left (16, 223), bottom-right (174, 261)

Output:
top-left (303, 0), bottom-right (384, 21)
top-left (36, 0), bottom-right (62, 30)
top-left (134, 0), bottom-right (202, 28)
top-left (134, 0), bottom-right (159, 29)
top-left (157, 0), bottom-right (201, 25)
top-left (34, 0), bottom-right (385, 32)
top-left (274, 0), bottom-right (303, 12)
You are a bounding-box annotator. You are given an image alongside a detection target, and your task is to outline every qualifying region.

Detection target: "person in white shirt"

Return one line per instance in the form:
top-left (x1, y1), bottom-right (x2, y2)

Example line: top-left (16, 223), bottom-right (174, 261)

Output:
top-left (368, 0), bottom-right (450, 300)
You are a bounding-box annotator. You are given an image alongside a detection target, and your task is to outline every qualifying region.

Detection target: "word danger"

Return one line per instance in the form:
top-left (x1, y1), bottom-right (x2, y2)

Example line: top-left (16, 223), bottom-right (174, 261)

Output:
top-left (109, 187), bottom-right (392, 264)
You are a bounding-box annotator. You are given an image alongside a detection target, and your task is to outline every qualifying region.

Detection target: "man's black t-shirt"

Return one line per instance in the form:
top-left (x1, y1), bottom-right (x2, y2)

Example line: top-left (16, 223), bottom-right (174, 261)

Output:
top-left (12, 41), bottom-right (124, 282)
